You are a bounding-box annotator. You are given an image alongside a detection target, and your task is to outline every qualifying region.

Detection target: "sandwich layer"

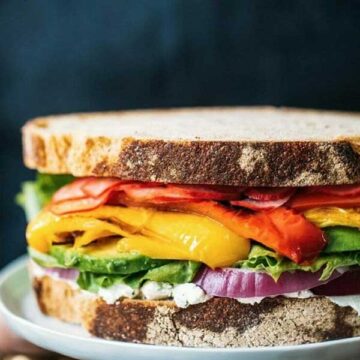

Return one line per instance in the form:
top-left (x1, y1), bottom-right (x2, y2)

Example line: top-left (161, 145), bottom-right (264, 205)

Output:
top-left (22, 107), bottom-right (360, 186)
top-left (33, 275), bottom-right (360, 347)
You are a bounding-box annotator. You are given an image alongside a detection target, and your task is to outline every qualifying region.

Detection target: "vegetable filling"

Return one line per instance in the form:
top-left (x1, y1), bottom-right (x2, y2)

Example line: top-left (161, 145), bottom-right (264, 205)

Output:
top-left (19, 174), bottom-right (360, 303)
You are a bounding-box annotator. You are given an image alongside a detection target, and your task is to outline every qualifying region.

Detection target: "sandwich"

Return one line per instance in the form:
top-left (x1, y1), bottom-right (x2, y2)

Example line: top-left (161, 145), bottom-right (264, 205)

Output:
top-left (18, 107), bottom-right (360, 347)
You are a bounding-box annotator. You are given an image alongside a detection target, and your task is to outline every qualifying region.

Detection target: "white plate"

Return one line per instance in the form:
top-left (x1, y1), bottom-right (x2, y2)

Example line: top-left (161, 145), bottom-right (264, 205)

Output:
top-left (1, 257), bottom-right (360, 360)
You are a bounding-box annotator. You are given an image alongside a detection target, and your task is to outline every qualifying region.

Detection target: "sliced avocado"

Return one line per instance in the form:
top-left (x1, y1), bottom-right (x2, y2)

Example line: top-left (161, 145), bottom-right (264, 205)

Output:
top-left (324, 226), bottom-right (360, 253)
top-left (48, 239), bottom-right (170, 274)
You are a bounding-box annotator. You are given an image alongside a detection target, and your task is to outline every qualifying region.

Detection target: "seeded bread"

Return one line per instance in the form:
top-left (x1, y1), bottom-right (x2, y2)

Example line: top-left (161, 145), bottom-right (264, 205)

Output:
top-left (32, 275), bottom-right (360, 347)
top-left (22, 107), bottom-right (360, 187)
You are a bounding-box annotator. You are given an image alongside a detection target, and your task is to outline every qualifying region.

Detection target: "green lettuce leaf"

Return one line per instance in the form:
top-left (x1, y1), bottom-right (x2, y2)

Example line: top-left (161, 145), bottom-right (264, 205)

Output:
top-left (16, 173), bottom-right (73, 221)
top-left (77, 261), bottom-right (201, 292)
top-left (235, 244), bottom-right (360, 281)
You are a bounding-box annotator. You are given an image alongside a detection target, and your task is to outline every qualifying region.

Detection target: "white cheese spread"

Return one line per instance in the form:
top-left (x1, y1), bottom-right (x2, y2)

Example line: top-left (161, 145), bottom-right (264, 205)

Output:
top-left (236, 290), bottom-right (313, 305)
top-left (172, 283), bottom-right (211, 308)
top-left (98, 284), bottom-right (139, 304)
top-left (141, 281), bottom-right (173, 300)
top-left (97, 281), bottom-right (209, 308)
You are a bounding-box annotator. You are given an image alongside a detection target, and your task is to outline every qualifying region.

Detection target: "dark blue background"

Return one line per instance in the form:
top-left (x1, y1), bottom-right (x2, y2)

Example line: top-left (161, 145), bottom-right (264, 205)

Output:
top-left (1, 1), bottom-right (360, 267)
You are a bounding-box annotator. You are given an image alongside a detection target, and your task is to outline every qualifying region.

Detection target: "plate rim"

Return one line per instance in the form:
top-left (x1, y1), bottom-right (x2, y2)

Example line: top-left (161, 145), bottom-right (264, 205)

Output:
top-left (1, 256), bottom-right (360, 354)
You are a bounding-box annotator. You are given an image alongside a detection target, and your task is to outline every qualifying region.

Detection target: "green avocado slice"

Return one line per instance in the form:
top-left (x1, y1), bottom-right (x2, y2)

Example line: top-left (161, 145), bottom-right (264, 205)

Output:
top-left (323, 226), bottom-right (360, 253)
top-left (44, 239), bottom-right (170, 274)
top-left (29, 239), bottom-right (201, 290)
top-left (77, 261), bottom-right (201, 292)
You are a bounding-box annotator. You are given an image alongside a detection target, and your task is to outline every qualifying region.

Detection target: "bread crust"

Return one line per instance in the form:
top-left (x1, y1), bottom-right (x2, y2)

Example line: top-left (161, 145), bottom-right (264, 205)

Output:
top-left (22, 107), bottom-right (360, 186)
top-left (33, 275), bottom-right (360, 347)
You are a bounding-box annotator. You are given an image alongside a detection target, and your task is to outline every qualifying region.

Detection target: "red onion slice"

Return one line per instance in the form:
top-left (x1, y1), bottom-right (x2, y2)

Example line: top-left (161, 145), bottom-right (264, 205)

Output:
top-left (195, 267), bottom-right (343, 298)
top-left (230, 195), bottom-right (293, 210)
top-left (310, 185), bottom-right (360, 197)
top-left (42, 266), bottom-right (79, 281)
top-left (245, 188), bottom-right (295, 201)
top-left (231, 189), bottom-right (296, 210)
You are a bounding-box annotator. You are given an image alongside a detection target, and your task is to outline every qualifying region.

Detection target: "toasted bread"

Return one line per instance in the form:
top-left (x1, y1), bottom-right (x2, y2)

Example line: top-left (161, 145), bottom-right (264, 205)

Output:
top-left (22, 107), bottom-right (360, 186)
top-left (33, 275), bottom-right (360, 347)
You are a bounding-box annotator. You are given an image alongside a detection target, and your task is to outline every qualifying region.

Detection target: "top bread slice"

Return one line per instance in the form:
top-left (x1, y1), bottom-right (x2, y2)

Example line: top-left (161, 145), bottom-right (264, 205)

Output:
top-left (22, 106), bottom-right (360, 187)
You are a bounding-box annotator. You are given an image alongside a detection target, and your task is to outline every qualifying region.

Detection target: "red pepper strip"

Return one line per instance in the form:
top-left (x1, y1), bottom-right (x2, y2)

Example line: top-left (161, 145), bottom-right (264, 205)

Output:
top-left (287, 192), bottom-right (360, 212)
top-left (120, 183), bottom-right (242, 202)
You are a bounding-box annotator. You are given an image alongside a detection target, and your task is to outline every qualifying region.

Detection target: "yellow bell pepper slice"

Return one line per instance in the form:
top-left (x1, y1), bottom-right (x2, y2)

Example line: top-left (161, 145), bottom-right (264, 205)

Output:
top-left (27, 206), bottom-right (250, 267)
top-left (304, 207), bottom-right (360, 228)
top-left (26, 210), bottom-right (132, 252)
top-left (118, 211), bottom-right (250, 268)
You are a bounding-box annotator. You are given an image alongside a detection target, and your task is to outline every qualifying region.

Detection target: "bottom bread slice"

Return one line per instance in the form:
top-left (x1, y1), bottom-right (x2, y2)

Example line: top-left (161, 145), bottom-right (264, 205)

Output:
top-left (32, 275), bottom-right (360, 347)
